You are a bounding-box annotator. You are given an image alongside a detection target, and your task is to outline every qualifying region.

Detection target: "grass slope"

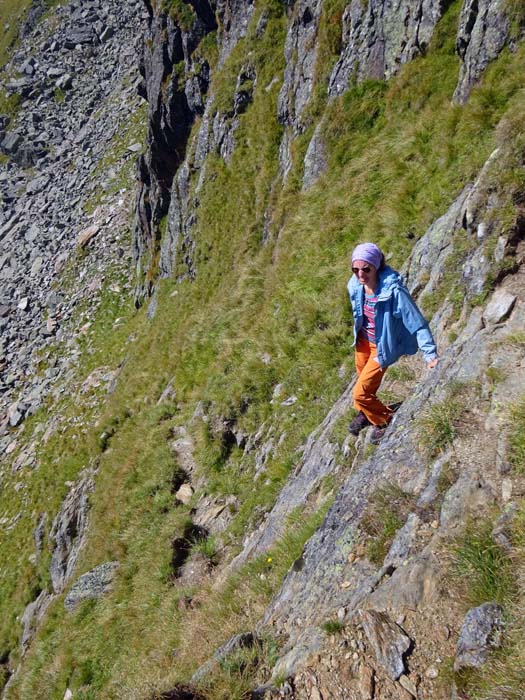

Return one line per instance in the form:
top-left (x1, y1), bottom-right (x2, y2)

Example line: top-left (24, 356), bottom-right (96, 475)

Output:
top-left (2, 1), bottom-right (525, 698)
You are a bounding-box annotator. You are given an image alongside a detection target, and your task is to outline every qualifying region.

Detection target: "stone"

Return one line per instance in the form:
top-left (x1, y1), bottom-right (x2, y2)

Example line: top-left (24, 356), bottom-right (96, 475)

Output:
top-left (77, 224), bottom-right (100, 247)
top-left (175, 483), bottom-right (194, 505)
top-left (281, 395), bottom-right (297, 406)
top-left (25, 224), bottom-right (41, 243)
top-left (501, 479), bottom-right (512, 503)
top-left (2, 132), bottom-right (22, 155)
top-left (399, 674), bottom-right (417, 697)
top-left (64, 561), bottom-right (120, 610)
top-left (358, 663), bottom-right (375, 700)
top-left (359, 610), bottom-right (411, 681)
top-left (483, 289), bottom-right (516, 324)
top-left (56, 73), bottom-right (73, 90)
top-left (302, 123), bottom-right (327, 191)
top-left (30, 257), bottom-right (43, 276)
top-left (47, 67), bottom-right (65, 78)
top-left (100, 25), bottom-right (115, 42)
top-left (384, 513), bottom-right (419, 569)
top-left (454, 602), bottom-right (504, 671)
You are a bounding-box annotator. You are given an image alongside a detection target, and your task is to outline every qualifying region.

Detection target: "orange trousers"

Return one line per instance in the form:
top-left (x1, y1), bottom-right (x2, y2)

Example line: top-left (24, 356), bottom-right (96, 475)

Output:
top-left (353, 335), bottom-right (393, 426)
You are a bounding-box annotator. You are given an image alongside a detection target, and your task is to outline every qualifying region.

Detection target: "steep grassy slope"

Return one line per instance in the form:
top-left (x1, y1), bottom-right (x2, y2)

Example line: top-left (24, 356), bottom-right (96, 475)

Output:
top-left (2, 0), bottom-right (525, 698)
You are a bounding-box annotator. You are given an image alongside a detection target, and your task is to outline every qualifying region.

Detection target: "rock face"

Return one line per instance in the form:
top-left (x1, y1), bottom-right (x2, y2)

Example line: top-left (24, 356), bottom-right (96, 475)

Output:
top-left (329, 0), bottom-right (445, 96)
top-left (133, 0), bottom-right (217, 302)
top-left (453, 0), bottom-right (509, 103)
top-left (50, 471), bottom-right (95, 594)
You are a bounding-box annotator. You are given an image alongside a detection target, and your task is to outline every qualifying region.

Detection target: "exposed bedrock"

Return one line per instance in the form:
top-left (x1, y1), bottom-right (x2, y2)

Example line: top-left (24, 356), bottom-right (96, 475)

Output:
top-left (133, 0), bottom-right (217, 303)
top-left (453, 0), bottom-right (510, 103)
top-left (328, 0), bottom-right (447, 97)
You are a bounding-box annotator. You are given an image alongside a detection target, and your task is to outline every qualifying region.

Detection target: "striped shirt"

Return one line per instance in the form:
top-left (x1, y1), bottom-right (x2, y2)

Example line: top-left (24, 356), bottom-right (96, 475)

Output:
top-left (361, 292), bottom-right (377, 342)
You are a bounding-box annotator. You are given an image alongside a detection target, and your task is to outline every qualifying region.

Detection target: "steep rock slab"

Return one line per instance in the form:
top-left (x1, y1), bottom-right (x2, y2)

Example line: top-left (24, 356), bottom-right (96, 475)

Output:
top-left (453, 0), bottom-right (509, 104)
top-left (277, 0), bottom-right (323, 175)
top-left (50, 470), bottom-right (95, 594)
top-left (217, 0), bottom-right (256, 64)
top-left (328, 0), bottom-right (445, 97)
top-left (279, 0), bottom-right (322, 128)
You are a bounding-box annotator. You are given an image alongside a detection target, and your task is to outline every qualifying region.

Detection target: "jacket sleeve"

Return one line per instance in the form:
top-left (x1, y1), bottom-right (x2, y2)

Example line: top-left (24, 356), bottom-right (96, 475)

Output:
top-left (395, 287), bottom-right (438, 361)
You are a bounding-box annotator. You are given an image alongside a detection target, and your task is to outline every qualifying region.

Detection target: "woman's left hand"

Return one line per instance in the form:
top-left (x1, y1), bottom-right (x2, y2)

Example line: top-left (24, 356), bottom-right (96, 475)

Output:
top-left (427, 358), bottom-right (439, 369)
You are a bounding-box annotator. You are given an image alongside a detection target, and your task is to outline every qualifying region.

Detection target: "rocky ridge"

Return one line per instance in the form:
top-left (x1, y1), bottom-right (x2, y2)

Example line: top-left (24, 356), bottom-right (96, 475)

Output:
top-left (0, 0), bottom-right (145, 443)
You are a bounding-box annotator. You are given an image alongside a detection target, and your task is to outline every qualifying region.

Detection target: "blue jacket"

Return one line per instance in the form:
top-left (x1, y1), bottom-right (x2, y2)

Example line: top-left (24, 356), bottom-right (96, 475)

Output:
top-left (347, 265), bottom-right (438, 369)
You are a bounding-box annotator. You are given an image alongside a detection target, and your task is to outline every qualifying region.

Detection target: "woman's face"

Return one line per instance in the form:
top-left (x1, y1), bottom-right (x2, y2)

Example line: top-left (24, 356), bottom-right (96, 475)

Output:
top-left (352, 259), bottom-right (378, 289)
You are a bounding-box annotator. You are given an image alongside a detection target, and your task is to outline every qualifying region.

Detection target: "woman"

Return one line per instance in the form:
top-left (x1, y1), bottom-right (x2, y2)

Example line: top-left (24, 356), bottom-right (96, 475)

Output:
top-left (347, 242), bottom-right (439, 444)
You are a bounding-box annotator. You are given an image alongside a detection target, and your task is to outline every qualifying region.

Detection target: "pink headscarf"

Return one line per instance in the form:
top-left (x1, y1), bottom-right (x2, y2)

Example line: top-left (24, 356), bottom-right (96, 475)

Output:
top-left (352, 242), bottom-right (383, 270)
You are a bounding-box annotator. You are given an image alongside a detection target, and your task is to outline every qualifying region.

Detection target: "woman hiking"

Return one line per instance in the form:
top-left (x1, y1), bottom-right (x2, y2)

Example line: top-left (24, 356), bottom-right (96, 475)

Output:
top-left (347, 242), bottom-right (439, 444)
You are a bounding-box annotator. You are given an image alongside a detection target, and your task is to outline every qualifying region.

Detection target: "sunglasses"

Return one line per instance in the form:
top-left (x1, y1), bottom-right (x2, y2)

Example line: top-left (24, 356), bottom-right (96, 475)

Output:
top-left (352, 266), bottom-right (371, 274)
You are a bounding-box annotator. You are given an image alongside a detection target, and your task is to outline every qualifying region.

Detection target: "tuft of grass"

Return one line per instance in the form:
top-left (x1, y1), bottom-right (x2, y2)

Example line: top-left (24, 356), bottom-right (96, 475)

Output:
top-left (417, 383), bottom-right (469, 457)
top-left (190, 535), bottom-right (220, 566)
top-left (360, 483), bottom-right (415, 565)
top-left (321, 619), bottom-right (344, 635)
top-left (450, 520), bottom-right (515, 608)
top-left (508, 398), bottom-right (525, 473)
top-left (506, 330), bottom-right (525, 348)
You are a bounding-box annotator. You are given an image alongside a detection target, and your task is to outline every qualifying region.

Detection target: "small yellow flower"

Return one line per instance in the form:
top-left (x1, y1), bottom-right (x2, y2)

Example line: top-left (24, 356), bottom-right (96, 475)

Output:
top-left (267, 557), bottom-right (273, 563)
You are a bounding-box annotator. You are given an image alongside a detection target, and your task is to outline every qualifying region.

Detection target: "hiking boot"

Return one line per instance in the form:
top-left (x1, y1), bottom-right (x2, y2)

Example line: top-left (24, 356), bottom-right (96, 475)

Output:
top-left (349, 411), bottom-right (371, 435)
top-left (370, 422), bottom-right (390, 445)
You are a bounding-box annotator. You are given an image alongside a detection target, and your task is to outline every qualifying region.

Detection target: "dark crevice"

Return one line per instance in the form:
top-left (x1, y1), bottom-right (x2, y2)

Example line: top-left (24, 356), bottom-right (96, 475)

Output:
top-left (171, 523), bottom-right (209, 577)
top-left (171, 468), bottom-right (190, 494)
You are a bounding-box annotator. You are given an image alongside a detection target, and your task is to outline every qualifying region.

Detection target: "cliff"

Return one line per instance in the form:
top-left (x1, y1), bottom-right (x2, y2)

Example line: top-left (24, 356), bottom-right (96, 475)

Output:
top-left (0, 0), bottom-right (524, 698)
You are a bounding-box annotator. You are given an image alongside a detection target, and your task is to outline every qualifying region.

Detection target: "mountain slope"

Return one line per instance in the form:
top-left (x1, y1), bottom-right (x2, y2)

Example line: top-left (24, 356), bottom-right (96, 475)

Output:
top-left (0, 0), bottom-right (524, 698)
